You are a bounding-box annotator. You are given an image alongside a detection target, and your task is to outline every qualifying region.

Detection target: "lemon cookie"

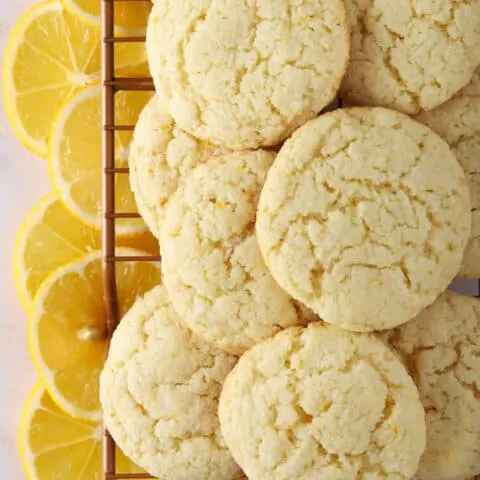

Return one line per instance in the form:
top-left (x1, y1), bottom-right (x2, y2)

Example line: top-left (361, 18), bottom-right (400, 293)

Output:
top-left (161, 150), bottom-right (305, 355)
top-left (100, 285), bottom-right (242, 480)
top-left (129, 95), bottom-right (224, 240)
top-left (341, 0), bottom-right (480, 114)
top-left (146, 0), bottom-right (350, 149)
top-left (219, 323), bottom-right (426, 480)
top-left (416, 69), bottom-right (480, 278)
top-left (256, 107), bottom-right (471, 332)
top-left (385, 291), bottom-right (480, 480)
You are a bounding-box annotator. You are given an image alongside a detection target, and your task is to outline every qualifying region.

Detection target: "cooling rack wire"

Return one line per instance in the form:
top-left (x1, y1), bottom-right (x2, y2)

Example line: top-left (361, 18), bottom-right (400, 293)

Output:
top-left (100, 1), bottom-right (480, 479)
top-left (102, 0), bottom-right (157, 478)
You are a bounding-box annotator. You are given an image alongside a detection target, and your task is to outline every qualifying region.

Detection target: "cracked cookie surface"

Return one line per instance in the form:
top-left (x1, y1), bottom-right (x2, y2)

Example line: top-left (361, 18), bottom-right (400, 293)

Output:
top-left (256, 107), bottom-right (471, 332)
top-left (416, 69), bottom-right (480, 278)
top-left (341, 0), bottom-right (480, 114)
top-left (219, 323), bottom-right (426, 480)
top-left (146, 0), bottom-right (349, 149)
top-left (99, 285), bottom-right (241, 480)
top-left (384, 291), bottom-right (480, 480)
top-left (129, 95), bottom-right (225, 240)
top-left (161, 151), bottom-right (306, 355)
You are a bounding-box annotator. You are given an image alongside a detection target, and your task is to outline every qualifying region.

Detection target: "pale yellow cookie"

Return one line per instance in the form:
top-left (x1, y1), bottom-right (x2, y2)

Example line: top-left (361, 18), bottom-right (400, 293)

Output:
top-left (129, 95), bottom-right (223, 240)
top-left (256, 107), bottom-right (471, 332)
top-left (99, 285), bottom-right (242, 480)
top-left (160, 151), bottom-right (306, 355)
top-left (416, 69), bottom-right (480, 278)
top-left (219, 323), bottom-right (426, 480)
top-left (385, 291), bottom-right (480, 480)
top-left (146, 0), bottom-right (350, 149)
top-left (341, 0), bottom-right (480, 114)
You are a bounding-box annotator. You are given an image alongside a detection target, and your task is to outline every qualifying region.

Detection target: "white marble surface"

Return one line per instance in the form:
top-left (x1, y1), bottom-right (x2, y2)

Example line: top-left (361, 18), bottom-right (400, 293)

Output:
top-left (0, 1), bottom-right (478, 479)
top-left (0, 1), bottom-right (51, 477)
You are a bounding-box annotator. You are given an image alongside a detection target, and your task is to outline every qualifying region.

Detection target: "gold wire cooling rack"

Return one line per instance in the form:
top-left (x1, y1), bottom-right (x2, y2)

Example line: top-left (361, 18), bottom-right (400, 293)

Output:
top-left (100, 1), bottom-right (480, 479)
top-left (101, 0), bottom-right (157, 478)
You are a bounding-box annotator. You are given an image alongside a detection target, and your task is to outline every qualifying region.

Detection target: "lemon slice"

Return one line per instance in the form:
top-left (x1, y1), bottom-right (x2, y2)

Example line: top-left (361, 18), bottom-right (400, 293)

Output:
top-left (28, 248), bottom-right (161, 421)
top-left (62, 0), bottom-right (151, 32)
top-left (2, 0), bottom-right (148, 157)
top-left (14, 192), bottom-right (159, 310)
top-left (49, 85), bottom-right (152, 234)
top-left (19, 382), bottom-right (145, 479)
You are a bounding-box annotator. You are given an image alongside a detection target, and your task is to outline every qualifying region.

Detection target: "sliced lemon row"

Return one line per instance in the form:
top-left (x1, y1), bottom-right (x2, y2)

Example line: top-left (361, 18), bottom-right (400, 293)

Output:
top-left (14, 192), bottom-right (159, 310)
top-left (28, 248), bottom-right (161, 421)
top-left (19, 382), bottom-right (145, 479)
top-left (49, 85), bottom-right (152, 234)
top-left (2, 0), bottom-right (148, 157)
top-left (62, 0), bottom-right (151, 33)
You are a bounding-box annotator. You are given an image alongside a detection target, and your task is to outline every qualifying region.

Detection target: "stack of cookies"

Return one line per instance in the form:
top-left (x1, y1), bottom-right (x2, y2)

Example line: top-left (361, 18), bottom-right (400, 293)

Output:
top-left (100, 1), bottom-right (480, 479)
